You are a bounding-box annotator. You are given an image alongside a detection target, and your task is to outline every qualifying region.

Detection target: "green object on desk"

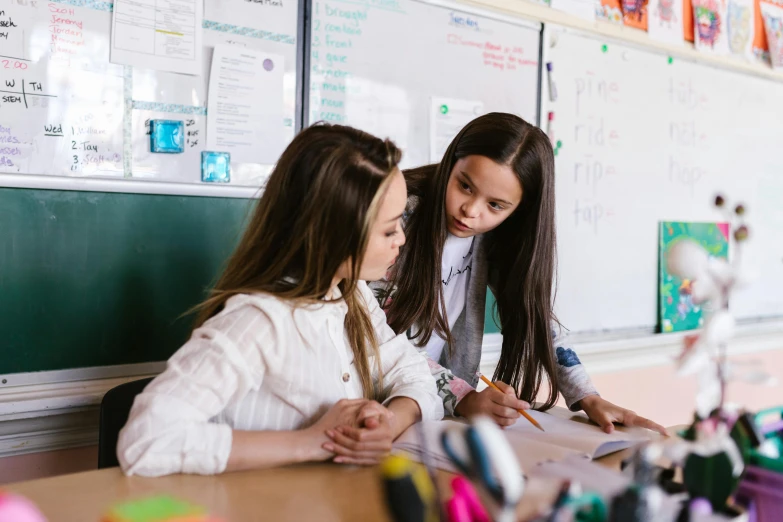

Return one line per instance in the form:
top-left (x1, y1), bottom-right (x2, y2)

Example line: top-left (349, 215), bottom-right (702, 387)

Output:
top-left (564, 491), bottom-right (607, 522)
top-left (682, 451), bottom-right (738, 512)
top-left (0, 188), bottom-right (251, 375)
top-left (752, 406), bottom-right (783, 473)
top-left (104, 495), bottom-right (205, 521)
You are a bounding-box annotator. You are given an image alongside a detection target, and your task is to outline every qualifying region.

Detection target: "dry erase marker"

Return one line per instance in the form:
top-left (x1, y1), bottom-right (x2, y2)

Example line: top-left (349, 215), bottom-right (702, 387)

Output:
top-left (547, 112), bottom-right (555, 147)
top-left (546, 62), bottom-right (558, 102)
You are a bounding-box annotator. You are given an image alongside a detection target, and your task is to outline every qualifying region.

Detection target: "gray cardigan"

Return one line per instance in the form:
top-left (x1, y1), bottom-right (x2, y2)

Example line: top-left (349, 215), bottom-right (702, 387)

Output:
top-left (373, 233), bottom-right (598, 416)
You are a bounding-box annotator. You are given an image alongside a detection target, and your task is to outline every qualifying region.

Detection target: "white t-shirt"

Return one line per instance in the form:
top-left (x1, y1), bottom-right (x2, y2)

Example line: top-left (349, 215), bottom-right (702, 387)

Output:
top-left (422, 234), bottom-right (474, 362)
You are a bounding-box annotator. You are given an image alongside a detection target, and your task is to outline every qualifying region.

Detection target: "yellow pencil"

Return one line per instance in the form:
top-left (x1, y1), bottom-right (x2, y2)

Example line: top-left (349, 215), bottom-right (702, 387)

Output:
top-left (478, 374), bottom-right (545, 432)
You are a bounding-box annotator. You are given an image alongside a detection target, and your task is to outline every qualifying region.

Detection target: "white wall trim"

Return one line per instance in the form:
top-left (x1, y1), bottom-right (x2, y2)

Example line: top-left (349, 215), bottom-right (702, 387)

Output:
top-left (0, 410), bottom-right (99, 458)
top-left (0, 364), bottom-right (165, 459)
top-left (0, 174), bottom-right (262, 199)
top-left (0, 363), bottom-right (166, 420)
top-left (479, 319), bottom-right (783, 377)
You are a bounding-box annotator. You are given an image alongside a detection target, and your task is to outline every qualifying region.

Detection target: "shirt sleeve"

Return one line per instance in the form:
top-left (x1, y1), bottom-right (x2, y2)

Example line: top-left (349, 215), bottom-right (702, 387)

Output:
top-left (422, 355), bottom-right (475, 418)
top-left (359, 282), bottom-right (444, 422)
top-left (551, 321), bottom-right (599, 411)
top-left (117, 296), bottom-right (279, 477)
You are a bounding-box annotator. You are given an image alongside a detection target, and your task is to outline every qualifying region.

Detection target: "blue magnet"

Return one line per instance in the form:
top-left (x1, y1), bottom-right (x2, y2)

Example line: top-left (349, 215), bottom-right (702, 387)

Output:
top-left (201, 151), bottom-right (230, 183)
top-left (150, 120), bottom-right (184, 153)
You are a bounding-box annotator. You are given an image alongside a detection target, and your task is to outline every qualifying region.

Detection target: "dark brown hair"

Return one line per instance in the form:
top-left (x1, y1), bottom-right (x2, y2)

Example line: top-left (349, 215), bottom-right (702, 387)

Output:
top-left (194, 123), bottom-right (402, 399)
top-left (385, 112), bottom-right (560, 409)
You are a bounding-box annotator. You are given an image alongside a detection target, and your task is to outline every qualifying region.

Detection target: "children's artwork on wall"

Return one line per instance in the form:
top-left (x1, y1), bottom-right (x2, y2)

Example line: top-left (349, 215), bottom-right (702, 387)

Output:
top-left (649, 0), bottom-right (686, 43)
top-left (597, 0), bottom-right (625, 23)
top-left (693, 0), bottom-right (731, 55)
top-left (622, 0), bottom-right (650, 29)
top-left (659, 221), bottom-right (729, 333)
top-left (727, 0), bottom-right (755, 60)
top-left (685, 0), bottom-right (696, 41)
top-left (760, 0), bottom-right (783, 68)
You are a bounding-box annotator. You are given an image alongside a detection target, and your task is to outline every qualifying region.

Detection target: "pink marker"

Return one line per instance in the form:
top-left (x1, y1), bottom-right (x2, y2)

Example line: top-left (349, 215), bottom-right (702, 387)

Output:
top-left (445, 494), bottom-right (471, 522)
top-left (547, 111), bottom-right (555, 146)
top-left (451, 476), bottom-right (491, 522)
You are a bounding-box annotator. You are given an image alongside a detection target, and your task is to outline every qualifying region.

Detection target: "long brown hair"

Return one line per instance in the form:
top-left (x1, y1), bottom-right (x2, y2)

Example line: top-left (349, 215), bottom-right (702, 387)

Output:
top-left (385, 112), bottom-right (560, 409)
top-left (195, 123), bottom-right (402, 399)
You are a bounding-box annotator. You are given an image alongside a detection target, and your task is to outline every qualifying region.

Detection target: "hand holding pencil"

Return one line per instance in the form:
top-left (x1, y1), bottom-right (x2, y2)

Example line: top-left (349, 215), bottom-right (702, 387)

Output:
top-left (478, 374), bottom-right (545, 432)
top-left (454, 374), bottom-right (544, 431)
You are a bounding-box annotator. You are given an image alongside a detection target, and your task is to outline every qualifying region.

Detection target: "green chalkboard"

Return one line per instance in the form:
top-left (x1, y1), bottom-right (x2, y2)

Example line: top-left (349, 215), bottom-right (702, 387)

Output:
top-left (0, 188), bottom-right (252, 375)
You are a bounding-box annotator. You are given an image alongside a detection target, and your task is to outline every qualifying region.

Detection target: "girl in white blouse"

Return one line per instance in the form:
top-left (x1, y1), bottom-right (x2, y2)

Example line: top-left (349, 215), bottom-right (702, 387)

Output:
top-left (117, 124), bottom-right (443, 477)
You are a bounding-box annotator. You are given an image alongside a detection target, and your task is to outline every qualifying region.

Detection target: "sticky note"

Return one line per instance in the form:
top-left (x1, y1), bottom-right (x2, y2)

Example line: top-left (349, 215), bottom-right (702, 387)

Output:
top-left (150, 120), bottom-right (184, 153)
top-left (102, 495), bottom-right (209, 522)
top-left (201, 151), bottom-right (230, 183)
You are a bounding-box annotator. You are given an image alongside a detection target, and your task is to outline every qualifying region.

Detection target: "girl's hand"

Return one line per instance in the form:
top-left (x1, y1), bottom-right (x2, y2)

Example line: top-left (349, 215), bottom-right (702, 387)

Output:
top-left (323, 411), bottom-right (396, 465)
top-left (454, 381), bottom-right (530, 427)
top-left (302, 399), bottom-right (372, 461)
top-left (355, 400), bottom-right (394, 430)
top-left (580, 395), bottom-right (668, 436)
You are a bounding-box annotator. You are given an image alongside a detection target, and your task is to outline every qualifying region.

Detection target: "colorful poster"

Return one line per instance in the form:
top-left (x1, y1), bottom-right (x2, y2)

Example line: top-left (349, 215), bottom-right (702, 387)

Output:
top-left (760, 0), bottom-right (783, 67)
top-left (622, 0), bottom-right (650, 29)
top-left (649, 0), bottom-right (686, 43)
top-left (659, 222), bottom-right (730, 333)
top-left (728, 0), bottom-right (755, 60)
top-left (693, 0), bottom-right (731, 55)
top-left (753, 0), bottom-right (783, 62)
top-left (597, 0), bottom-right (624, 23)
top-left (685, 0), bottom-right (696, 41)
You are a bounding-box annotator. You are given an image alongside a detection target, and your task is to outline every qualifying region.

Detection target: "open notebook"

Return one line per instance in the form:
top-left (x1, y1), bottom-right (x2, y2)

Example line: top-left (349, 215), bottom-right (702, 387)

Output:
top-left (393, 409), bottom-right (653, 474)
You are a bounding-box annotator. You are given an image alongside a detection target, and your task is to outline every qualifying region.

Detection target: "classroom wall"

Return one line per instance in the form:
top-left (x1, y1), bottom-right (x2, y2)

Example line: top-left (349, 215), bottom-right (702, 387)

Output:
top-left (0, 446), bottom-right (97, 485)
top-left (587, 348), bottom-right (783, 429)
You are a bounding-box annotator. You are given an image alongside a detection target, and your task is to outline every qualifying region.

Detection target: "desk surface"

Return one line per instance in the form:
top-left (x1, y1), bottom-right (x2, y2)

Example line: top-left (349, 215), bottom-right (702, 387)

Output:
top-left (5, 410), bottom-right (662, 522)
top-left (4, 447), bottom-right (636, 522)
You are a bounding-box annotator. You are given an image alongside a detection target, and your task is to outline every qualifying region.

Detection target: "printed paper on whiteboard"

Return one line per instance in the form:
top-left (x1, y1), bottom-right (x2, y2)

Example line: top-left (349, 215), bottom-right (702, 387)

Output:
top-left (430, 97), bottom-right (484, 163)
top-left (206, 45), bottom-right (285, 164)
top-left (110, 0), bottom-right (203, 75)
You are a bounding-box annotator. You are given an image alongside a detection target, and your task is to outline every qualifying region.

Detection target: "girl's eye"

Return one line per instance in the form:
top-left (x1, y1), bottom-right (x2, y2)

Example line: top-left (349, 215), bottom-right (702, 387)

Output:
top-left (460, 182), bottom-right (471, 192)
top-left (489, 202), bottom-right (504, 211)
top-left (385, 230), bottom-right (398, 238)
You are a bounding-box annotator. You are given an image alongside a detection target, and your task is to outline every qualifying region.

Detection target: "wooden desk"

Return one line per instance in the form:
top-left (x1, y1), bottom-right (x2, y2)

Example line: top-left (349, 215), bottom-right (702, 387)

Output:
top-left (4, 448), bottom-right (638, 522)
top-left (7, 408), bottom-right (673, 522)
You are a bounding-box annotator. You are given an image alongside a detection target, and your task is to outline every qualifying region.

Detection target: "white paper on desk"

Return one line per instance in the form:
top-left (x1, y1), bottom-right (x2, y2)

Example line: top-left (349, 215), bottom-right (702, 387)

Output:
top-left (206, 45), bottom-right (284, 164)
top-left (507, 410), bottom-right (652, 459)
top-left (429, 97), bottom-right (483, 163)
top-left (393, 420), bottom-right (587, 474)
top-left (531, 456), bottom-right (633, 497)
top-left (550, 0), bottom-right (596, 21)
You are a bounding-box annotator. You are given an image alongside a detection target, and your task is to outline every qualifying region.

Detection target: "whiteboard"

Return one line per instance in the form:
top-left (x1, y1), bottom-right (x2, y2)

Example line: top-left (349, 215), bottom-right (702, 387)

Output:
top-left (0, 0), bottom-right (125, 177)
top-left (542, 26), bottom-right (783, 333)
top-left (0, 0), bottom-right (299, 191)
top-left (307, 0), bottom-right (542, 168)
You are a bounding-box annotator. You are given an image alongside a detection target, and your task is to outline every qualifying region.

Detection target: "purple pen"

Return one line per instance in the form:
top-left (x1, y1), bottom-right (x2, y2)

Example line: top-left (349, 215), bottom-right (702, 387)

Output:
top-left (546, 62), bottom-right (558, 102)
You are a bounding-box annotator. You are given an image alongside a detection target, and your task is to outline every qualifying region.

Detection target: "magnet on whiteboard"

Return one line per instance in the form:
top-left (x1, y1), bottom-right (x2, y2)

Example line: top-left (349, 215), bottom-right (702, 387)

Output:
top-left (150, 120), bottom-right (184, 153)
top-left (201, 151), bottom-right (231, 183)
top-left (549, 32), bottom-right (559, 48)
